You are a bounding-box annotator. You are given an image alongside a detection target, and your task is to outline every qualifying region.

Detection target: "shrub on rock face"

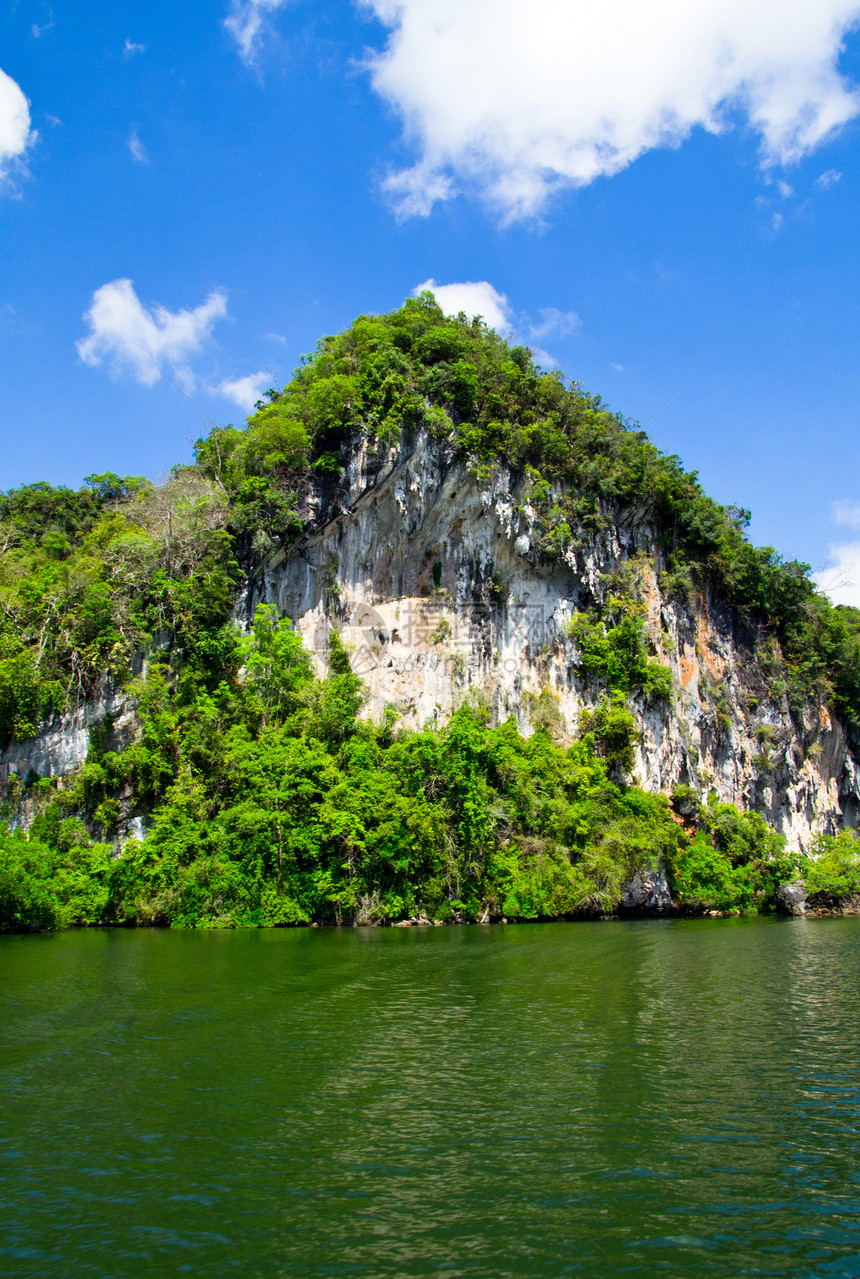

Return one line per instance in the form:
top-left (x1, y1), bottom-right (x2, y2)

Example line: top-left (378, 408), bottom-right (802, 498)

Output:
top-left (667, 799), bottom-right (799, 914)
top-left (669, 831), bottom-right (748, 912)
top-left (578, 695), bottom-right (638, 775)
top-left (0, 824), bottom-right (122, 932)
top-left (0, 830), bottom-right (61, 932)
top-left (802, 830), bottom-right (860, 906)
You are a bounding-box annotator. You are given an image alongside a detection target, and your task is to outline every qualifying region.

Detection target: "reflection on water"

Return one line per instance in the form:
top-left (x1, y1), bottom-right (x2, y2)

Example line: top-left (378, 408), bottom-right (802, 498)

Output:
top-left (1, 918), bottom-right (859, 1276)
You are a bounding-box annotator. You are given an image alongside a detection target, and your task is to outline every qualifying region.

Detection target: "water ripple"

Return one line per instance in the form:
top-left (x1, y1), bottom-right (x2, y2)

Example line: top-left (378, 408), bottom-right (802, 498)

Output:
top-left (0, 918), bottom-right (858, 1275)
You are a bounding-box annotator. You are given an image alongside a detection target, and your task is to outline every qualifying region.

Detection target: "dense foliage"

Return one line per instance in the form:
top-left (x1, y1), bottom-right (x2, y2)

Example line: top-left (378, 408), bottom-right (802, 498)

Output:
top-left (0, 294), bottom-right (856, 930)
top-left (801, 829), bottom-right (860, 905)
top-left (0, 471), bottom-right (238, 741)
top-left (0, 607), bottom-right (802, 931)
top-left (669, 798), bottom-right (798, 913)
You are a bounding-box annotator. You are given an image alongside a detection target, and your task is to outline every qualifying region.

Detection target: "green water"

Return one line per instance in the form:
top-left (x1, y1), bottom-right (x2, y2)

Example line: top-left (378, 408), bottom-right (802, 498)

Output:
top-left (1, 919), bottom-right (859, 1277)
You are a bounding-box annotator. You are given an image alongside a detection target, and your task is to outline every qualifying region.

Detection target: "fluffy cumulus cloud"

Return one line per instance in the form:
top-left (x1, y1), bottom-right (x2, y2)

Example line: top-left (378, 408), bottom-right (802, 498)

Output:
top-left (217, 370), bottom-right (271, 410)
top-left (0, 67), bottom-right (35, 189)
top-left (414, 278), bottom-right (583, 368)
top-left (813, 501), bottom-right (860, 608)
top-left (815, 546), bottom-right (860, 608)
top-left (365, 0), bottom-right (860, 219)
top-left (413, 278), bottom-right (513, 332)
top-left (76, 279), bottom-right (228, 389)
top-left (224, 0), bottom-right (287, 64)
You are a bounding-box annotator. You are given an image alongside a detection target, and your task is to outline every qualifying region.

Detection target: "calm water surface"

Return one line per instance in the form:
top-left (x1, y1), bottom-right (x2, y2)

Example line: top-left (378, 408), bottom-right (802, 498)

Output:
top-left (1, 918), bottom-right (859, 1277)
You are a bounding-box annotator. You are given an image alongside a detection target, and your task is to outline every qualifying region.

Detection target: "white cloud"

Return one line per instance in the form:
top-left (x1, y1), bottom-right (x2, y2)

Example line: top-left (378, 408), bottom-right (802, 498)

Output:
top-left (384, 164), bottom-right (456, 220)
top-left (529, 307), bottom-right (581, 340)
top-left (413, 280), bottom-right (585, 370)
top-left (365, 0), bottom-right (860, 220)
top-left (413, 278), bottom-right (513, 333)
top-left (264, 331), bottom-right (287, 344)
top-left (217, 371), bottom-right (271, 410)
top-left (815, 545), bottom-right (860, 608)
top-left (530, 346), bottom-right (560, 369)
top-left (0, 67), bottom-right (35, 189)
top-left (32, 20), bottom-right (55, 39)
top-left (833, 499), bottom-right (860, 529)
top-left (611, 363), bottom-right (625, 373)
top-left (128, 130), bottom-right (148, 163)
top-left (813, 502), bottom-right (860, 608)
top-left (224, 0), bottom-right (288, 65)
top-left (816, 167), bottom-right (843, 188)
top-left (76, 278), bottom-right (228, 389)
top-left (124, 39), bottom-right (147, 57)
top-left (777, 180), bottom-right (795, 198)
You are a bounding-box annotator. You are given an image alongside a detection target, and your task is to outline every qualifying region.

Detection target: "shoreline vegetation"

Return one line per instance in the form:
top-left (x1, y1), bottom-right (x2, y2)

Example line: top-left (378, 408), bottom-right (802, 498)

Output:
top-left (1, 294), bottom-right (859, 934)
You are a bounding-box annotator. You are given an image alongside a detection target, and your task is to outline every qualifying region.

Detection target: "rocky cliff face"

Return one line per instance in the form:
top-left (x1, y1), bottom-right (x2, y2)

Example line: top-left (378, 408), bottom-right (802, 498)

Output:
top-left (0, 683), bottom-right (141, 834)
top-left (5, 425), bottom-right (858, 854)
top-left (0, 686), bottom-right (133, 782)
top-left (241, 425), bottom-right (859, 853)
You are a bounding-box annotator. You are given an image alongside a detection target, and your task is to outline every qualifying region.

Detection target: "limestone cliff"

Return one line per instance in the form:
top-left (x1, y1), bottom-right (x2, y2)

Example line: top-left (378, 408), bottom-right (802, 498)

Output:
top-left (242, 425), bottom-right (859, 852)
top-left (4, 425), bottom-right (858, 855)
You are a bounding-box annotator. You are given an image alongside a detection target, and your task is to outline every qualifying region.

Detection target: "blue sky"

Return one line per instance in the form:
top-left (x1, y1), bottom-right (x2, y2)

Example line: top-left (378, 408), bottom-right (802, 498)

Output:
top-left (2, 0), bottom-right (860, 602)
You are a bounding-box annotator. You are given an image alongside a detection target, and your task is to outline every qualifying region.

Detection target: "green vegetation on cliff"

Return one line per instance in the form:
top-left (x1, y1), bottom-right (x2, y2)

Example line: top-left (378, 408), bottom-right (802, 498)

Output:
top-left (802, 829), bottom-right (860, 907)
top-left (1, 606), bottom-right (808, 931)
top-left (0, 293), bottom-right (857, 931)
top-left (2, 292), bottom-right (858, 739)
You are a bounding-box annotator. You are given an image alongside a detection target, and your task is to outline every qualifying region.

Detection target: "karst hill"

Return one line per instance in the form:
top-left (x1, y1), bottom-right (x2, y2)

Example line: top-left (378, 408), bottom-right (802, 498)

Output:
top-left (0, 293), bottom-right (858, 930)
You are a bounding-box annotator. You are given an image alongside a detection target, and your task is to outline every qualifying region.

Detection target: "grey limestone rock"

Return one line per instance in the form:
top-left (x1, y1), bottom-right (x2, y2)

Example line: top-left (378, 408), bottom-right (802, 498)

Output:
top-left (775, 882), bottom-right (809, 916)
top-left (620, 867), bottom-right (676, 915)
